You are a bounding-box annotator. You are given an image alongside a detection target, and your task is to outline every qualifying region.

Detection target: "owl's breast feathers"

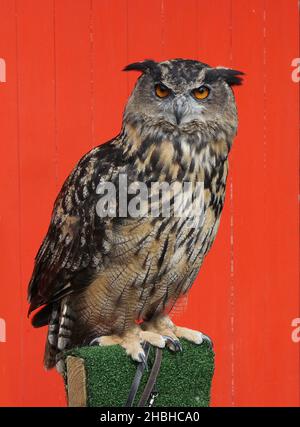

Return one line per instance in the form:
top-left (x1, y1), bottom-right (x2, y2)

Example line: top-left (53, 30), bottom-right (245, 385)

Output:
top-left (28, 120), bottom-right (231, 327)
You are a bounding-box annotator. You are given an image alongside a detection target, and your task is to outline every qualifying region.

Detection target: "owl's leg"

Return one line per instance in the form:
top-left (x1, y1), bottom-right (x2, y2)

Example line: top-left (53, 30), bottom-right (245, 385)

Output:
top-left (89, 324), bottom-right (147, 365)
top-left (141, 315), bottom-right (212, 351)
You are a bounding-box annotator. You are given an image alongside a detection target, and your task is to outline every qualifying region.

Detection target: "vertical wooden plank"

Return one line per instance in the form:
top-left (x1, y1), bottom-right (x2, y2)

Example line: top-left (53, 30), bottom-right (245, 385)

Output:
top-left (15, 0), bottom-right (64, 406)
top-left (0, 0), bottom-right (22, 406)
top-left (262, 0), bottom-right (299, 406)
top-left (126, 0), bottom-right (163, 92)
top-left (54, 0), bottom-right (94, 184)
top-left (161, 0), bottom-right (198, 59)
top-left (230, 0), bottom-right (266, 406)
top-left (23, 0), bottom-right (94, 404)
top-left (127, 0), bottom-right (162, 62)
top-left (92, 0), bottom-right (128, 142)
top-left (231, 0), bottom-right (299, 406)
top-left (66, 356), bottom-right (87, 407)
top-left (195, 0), bottom-right (233, 66)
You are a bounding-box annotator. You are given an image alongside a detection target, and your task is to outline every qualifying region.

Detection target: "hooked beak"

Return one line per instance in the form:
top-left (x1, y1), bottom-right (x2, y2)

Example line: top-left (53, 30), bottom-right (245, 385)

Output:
top-left (173, 97), bottom-right (187, 125)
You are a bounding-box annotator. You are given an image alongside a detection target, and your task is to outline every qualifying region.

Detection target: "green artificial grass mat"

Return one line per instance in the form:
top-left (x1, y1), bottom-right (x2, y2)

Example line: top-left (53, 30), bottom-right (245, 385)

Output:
top-left (64, 339), bottom-right (214, 407)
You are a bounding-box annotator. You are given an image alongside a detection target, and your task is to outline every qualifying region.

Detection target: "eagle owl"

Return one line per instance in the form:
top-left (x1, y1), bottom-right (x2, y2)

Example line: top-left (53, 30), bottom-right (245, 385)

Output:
top-left (28, 59), bottom-right (243, 370)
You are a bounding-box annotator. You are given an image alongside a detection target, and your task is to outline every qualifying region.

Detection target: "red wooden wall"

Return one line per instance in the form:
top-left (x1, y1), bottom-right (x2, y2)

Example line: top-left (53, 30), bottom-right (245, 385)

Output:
top-left (0, 0), bottom-right (299, 407)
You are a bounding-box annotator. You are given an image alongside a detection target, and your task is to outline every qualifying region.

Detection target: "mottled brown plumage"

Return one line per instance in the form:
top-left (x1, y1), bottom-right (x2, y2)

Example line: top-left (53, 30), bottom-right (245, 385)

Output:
top-left (28, 59), bottom-right (243, 369)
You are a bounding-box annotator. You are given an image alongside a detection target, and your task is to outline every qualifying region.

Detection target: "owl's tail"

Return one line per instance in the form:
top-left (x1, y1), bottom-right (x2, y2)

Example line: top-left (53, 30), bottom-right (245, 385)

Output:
top-left (42, 299), bottom-right (74, 370)
top-left (43, 304), bottom-right (60, 369)
top-left (29, 302), bottom-right (59, 369)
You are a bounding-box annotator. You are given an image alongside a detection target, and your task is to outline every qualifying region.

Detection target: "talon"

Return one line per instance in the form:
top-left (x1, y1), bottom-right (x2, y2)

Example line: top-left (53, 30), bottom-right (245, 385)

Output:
top-left (162, 335), bottom-right (182, 352)
top-left (202, 334), bottom-right (213, 348)
top-left (162, 335), bottom-right (176, 346)
top-left (89, 337), bottom-right (101, 346)
top-left (174, 340), bottom-right (183, 352)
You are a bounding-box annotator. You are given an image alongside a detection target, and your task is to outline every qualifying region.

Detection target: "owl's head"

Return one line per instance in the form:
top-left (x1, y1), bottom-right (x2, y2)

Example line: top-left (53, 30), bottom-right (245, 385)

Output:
top-left (123, 59), bottom-right (243, 133)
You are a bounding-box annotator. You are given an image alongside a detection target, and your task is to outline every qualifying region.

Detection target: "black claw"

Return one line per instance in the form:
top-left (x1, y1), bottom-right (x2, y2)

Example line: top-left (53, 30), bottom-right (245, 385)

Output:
top-left (202, 334), bottom-right (213, 348)
top-left (162, 335), bottom-right (175, 346)
top-left (163, 335), bottom-right (182, 352)
top-left (174, 340), bottom-right (183, 352)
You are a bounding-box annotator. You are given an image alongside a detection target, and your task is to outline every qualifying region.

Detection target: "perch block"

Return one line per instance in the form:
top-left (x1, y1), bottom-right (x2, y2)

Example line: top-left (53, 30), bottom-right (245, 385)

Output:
top-left (64, 339), bottom-right (214, 407)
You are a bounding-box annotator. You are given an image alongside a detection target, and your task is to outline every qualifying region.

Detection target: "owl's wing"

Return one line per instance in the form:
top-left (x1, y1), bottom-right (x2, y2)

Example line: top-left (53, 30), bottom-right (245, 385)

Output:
top-left (27, 138), bottom-right (125, 318)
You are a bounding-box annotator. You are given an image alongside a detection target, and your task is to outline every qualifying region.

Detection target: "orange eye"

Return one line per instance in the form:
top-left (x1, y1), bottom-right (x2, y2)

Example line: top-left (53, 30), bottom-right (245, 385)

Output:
top-left (155, 83), bottom-right (170, 98)
top-left (193, 86), bottom-right (210, 100)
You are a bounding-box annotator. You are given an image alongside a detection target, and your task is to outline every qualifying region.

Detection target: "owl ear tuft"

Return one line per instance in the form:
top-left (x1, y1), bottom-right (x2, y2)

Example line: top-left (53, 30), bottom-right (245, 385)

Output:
top-left (123, 60), bottom-right (160, 78)
top-left (216, 67), bottom-right (244, 86)
top-left (205, 67), bottom-right (244, 86)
